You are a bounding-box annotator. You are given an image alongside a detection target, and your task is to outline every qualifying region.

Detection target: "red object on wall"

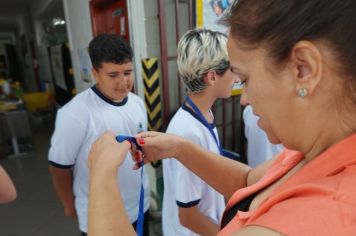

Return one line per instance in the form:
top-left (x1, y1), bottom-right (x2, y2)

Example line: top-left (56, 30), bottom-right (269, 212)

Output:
top-left (89, 0), bottom-right (130, 41)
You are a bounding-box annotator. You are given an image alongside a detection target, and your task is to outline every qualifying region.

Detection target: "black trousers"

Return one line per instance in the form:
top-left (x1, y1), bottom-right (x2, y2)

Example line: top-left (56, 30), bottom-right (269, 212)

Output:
top-left (81, 210), bottom-right (150, 236)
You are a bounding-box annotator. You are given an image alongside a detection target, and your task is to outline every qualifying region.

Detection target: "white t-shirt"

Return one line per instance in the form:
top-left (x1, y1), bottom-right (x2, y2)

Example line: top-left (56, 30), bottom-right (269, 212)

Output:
top-left (48, 86), bottom-right (150, 233)
top-left (243, 105), bottom-right (284, 168)
top-left (162, 105), bottom-right (225, 236)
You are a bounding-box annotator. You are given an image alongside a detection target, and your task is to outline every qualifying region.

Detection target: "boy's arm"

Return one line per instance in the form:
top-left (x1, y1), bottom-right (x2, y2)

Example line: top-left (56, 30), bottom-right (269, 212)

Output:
top-left (179, 206), bottom-right (220, 236)
top-left (48, 110), bottom-right (87, 219)
top-left (49, 166), bottom-right (77, 219)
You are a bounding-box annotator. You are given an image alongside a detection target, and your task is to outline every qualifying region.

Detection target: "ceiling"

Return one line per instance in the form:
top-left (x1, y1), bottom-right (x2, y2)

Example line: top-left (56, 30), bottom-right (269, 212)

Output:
top-left (39, 0), bottom-right (65, 23)
top-left (0, 0), bottom-right (29, 30)
top-left (0, 0), bottom-right (64, 32)
top-left (0, 0), bottom-right (30, 18)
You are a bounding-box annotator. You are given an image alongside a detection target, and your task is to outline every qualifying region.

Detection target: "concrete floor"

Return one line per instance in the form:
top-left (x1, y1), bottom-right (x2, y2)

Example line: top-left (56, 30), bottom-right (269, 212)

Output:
top-left (0, 119), bottom-right (162, 236)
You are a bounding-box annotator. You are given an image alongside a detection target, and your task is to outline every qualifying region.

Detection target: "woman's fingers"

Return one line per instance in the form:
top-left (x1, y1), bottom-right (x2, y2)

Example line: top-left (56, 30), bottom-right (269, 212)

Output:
top-left (131, 150), bottom-right (144, 170)
top-left (89, 131), bottom-right (131, 171)
top-left (133, 151), bottom-right (142, 162)
top-left (135, 131), bottom-right (159, 139)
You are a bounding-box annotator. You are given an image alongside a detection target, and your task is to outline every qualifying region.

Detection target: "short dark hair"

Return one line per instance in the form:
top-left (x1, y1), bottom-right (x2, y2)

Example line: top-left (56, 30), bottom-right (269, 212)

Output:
top-left (89, 34), bottom-right (133, 70)
top-left (224, 0), bottom-right (356, 104)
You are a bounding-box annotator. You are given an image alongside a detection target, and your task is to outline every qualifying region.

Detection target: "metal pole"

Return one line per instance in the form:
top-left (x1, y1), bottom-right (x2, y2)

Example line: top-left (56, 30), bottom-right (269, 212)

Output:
top-left (158, 0), bottom-right (171, 129)
top-left (174, 0), bottom-right (183, 104)
top-left (188, 0), bottom-right (194, 29)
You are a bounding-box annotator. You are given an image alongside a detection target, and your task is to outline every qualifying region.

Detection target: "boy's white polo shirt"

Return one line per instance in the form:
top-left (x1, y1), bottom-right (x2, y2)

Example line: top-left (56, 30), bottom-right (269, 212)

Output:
top-left (243, 105), bottom-right (284, 167)
top-left (162, 104), bottom-right (225, 235)
top-left (48, 86), bottom-right (150, 233)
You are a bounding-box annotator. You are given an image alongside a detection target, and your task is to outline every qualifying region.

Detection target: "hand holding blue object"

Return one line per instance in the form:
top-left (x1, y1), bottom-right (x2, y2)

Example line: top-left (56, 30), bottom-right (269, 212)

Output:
top-left (115, 134), bottom-right (145, 236)
top-left (116, 135), bottom-right (143, 151)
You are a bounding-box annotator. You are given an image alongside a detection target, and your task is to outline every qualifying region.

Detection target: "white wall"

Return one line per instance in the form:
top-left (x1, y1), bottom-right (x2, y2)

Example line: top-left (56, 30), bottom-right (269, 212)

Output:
top-left (143, 0), bottom-right (161, 58)
top-left (128, 0), bottom-right (148, 98)
top-left (63, 0), bottom-right (93, 93)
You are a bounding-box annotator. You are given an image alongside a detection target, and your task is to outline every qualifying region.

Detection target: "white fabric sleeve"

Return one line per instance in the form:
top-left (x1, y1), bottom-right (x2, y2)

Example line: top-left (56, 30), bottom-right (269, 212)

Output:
top-left (48, 109), bottom-right (87, 168)
top-left (174, 132), bottom-right (203, 207)
top-left (243, 105), bottom-right (252, 140)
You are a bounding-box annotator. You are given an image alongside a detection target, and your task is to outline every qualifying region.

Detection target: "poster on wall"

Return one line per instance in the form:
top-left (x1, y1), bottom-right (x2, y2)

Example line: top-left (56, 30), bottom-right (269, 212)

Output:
top-left (50, 45), bottom-right (67, 91)
top-left (77, 47), bottom-right (93, 83)
top-left (196, 0), bottom-right (234, 34)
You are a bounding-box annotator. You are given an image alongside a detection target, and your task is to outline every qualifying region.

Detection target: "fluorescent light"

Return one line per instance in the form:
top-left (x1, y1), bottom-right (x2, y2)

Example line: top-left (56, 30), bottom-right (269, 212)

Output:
top-left (52, 18), bottom-right (66, 26)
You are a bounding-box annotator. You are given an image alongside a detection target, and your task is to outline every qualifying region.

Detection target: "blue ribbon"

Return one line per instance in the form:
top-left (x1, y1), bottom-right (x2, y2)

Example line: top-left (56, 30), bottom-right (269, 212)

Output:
top-left (136, 166), bottom-right (144, 236)
top-left (116, 135), bottom-right (144, 236)
top-left (185, 97), bottom-right (223, 154)
top-left (185, 97), bottom-right (240, 161)
top-left (221, 0), bottom-right (229, 9)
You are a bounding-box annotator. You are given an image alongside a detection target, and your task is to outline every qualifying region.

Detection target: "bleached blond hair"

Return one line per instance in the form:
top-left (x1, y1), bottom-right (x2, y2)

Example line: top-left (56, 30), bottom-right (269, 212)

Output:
top-left (177, 28), bottom-right (229, 93)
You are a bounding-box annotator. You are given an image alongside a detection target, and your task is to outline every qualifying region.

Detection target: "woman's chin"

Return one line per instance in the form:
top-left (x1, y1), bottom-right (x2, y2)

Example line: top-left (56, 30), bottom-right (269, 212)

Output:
top-left (268, 137), bottom-right (281, 145)
top-left (265, 131), bottom-right (282, 144)
top-left (257, 120), bottom-right (281, 144)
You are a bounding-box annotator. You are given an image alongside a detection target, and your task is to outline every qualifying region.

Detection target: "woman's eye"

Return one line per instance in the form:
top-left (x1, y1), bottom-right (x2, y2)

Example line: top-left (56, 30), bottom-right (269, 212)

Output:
top-left (236, 75), bottom-right (248, 86)
top-left (230, 67), bottom-right (237, 74)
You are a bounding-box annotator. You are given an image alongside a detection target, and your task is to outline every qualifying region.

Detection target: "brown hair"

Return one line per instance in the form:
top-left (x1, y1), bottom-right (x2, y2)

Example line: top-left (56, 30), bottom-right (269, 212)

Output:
top-left (224, 0), bottom-right (356, 105)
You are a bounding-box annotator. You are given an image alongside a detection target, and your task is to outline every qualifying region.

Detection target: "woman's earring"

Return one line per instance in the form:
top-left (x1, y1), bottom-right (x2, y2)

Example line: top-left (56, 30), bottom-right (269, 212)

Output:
top-left (298, 88), bottom-right (309, 97)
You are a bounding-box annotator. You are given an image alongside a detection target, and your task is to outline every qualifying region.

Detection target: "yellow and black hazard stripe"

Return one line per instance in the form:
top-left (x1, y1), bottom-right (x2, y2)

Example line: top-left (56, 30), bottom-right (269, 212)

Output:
top-left (142, 58), bottom-right (162, 131)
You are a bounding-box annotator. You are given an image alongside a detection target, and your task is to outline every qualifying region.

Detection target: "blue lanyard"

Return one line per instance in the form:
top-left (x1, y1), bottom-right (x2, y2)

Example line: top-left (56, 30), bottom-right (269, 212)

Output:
top-left (136, 166), bottom-right (144, 236)
top-left (116, 135), bottom-right (144, 236)
top-left (185, 96), bottom-right (223, 154)
top-left (221, 0), bottom-right (229, 9)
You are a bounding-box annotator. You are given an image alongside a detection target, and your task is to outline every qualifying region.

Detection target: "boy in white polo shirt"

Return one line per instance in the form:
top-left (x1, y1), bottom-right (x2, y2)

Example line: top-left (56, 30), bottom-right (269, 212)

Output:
top-left (162, 29), bottom-right (240, 235)
top-left (242, 105), bottom-right (284, 168)
top-left (48, 34), bottom-right (150, 235)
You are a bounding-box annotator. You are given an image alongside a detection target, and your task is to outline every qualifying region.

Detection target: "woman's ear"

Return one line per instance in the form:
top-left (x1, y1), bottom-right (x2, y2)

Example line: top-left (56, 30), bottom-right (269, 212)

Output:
top-left (289, 40), bottom-right (323, 97)
top-left (204, 70), bottom-right (217, 86)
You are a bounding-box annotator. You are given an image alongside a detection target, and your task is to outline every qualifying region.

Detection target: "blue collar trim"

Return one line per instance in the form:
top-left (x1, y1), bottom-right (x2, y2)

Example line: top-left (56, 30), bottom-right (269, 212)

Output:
top-left (91, 85), bottom-right (128, 106)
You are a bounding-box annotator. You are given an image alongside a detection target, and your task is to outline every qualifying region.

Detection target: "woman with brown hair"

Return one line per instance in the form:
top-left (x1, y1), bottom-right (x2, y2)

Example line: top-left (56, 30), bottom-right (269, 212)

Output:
top-left (88, 0), bottom-right (356, 235)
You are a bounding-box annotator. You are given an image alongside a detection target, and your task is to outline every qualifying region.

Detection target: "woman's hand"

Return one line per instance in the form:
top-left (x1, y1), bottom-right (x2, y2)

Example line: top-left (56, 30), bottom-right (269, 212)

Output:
top-left (132, 131), bottom-right (186, 169)
top-left (88, 131), bottom-right (131, 173)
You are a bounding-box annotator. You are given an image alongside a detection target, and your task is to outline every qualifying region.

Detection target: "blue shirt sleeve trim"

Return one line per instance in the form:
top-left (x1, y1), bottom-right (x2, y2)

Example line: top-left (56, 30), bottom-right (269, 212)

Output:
top-left (176, 199), bottom-right (200, 208)
top-left (49, 161), bottom-right (74, 169)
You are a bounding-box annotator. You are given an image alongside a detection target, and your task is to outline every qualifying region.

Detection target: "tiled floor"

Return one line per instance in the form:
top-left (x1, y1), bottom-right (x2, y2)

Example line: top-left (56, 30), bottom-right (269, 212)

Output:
top-left (0, 119), bottom-right (162, 236)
